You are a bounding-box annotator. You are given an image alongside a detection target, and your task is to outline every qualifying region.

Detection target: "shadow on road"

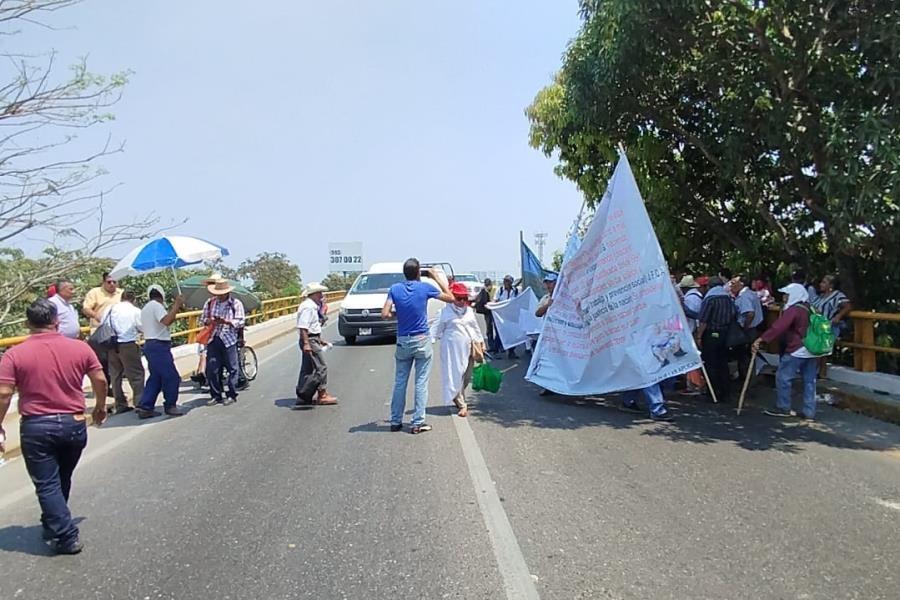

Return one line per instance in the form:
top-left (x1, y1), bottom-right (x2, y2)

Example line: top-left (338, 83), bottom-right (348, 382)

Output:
top-left (333, 335), bottom-right (396, 348)
top-left (471, 359), bottom-right (896, 455)
top-left (273, 398), bottom-right (313, 410)
top-left (0, 517), bottom-right (86, 557)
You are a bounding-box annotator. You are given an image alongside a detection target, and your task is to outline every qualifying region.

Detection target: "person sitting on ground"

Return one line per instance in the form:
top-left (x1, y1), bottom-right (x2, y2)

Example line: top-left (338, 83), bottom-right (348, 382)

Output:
top-left (433, 282), bottom-right (484, 417)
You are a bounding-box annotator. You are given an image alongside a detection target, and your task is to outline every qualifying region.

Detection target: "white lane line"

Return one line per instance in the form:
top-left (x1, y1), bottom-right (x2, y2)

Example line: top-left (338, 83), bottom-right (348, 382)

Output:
top-left (453, 415), bottom-right (541, 600)
top-left (874, 498), bottom-right (900, 512)
top-left (0, 332), bottom-right (306, 511)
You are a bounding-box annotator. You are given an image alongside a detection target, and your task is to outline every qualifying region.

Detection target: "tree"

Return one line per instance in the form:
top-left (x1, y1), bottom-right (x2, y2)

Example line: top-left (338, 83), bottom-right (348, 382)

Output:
top-left (0, 1), bottom-right (168, 330)
top-left (551, 250), bottom-right (564, 272)
top-left (321, 272), bottom-right (357, 292)
top-left (527, 0), bottom-right (900, 308)
top-left (237, 252), bottom-right (301, 299)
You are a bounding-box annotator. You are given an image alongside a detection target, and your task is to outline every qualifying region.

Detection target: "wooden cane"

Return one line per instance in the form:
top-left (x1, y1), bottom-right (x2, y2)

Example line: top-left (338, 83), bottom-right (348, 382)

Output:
top-left (699, 361), bottom-right (719, 404)
top-left (737, 347), bottom-right (758, 416)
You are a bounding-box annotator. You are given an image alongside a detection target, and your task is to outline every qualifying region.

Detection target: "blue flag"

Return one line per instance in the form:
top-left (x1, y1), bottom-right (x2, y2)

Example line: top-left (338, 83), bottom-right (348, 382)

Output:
top-left (521, 240), bottom-right (555, 298)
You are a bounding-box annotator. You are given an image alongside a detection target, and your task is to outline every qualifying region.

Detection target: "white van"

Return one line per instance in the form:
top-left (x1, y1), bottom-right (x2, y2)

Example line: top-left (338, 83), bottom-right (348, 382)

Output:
top-left (337, 262), bottom-right (450, 344)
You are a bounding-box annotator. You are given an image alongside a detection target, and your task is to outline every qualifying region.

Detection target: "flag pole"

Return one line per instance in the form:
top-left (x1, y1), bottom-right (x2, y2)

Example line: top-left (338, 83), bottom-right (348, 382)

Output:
top-left (736, 347), bottom-right (757, 415)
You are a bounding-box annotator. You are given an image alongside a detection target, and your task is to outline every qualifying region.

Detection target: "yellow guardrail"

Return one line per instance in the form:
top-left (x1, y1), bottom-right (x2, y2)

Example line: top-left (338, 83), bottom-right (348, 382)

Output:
top-left (0, 291), bottom-right (347, 349)
top-left (763, 307), bottom-right (899, 372)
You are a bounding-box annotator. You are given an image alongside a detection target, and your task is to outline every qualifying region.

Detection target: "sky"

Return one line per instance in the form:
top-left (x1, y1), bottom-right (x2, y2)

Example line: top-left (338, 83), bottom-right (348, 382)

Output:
top-left (13, 1), bottom-right (585, 281)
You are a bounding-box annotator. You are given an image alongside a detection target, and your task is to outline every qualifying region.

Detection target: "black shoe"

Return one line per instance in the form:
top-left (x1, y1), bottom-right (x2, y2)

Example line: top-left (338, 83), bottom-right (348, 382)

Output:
top-left (41, 526), bottom-right (55, 541)
top-left (136, 408), bottom-right (162, 419)
top-left (54, 539), bottom-right (84, 555)
top-left (410, 423), bottom-right (432, 434)
top-left (764, 407), bottom-right (794, 418)
top-left (115, 405), bottom-right (134, 414)
top-left (620, 403), bottom-right (644, 415)
top-left (164, 406), bottom-right (184, 417)
top-left (651, 411), bottom-right (675, 422)
top-left (390, 423), bottom-right (403, 432)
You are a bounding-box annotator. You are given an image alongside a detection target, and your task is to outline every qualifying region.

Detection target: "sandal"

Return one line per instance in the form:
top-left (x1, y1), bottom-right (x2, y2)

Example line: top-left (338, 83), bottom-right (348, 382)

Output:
top-left (410, 423), bottom-right (432, 434)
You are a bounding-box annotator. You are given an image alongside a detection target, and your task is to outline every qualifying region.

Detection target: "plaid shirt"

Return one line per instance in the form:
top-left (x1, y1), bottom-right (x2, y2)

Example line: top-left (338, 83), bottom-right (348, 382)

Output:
top-left (200, 296), bottom-right (245, 347)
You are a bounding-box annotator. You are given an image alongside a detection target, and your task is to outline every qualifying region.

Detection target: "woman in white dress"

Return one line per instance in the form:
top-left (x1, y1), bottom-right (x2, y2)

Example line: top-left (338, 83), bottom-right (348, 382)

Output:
top-left (433, 282), bottom-right (484, 417)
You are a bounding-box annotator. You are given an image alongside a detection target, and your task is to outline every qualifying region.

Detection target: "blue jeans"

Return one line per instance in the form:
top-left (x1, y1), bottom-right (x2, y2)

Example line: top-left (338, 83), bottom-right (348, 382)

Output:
top-left (20, 414), bottom-right (87, 545)
top-left (140, 339), bottom-right (180, 410)
top-left (390, 334), bottom-right (433, 426)
top-left (206, 337), bottom-right (239, 400)
top-left (776, 354), bottom-right (818, 417)
top-left (624, 383), bottom-right (667, 416)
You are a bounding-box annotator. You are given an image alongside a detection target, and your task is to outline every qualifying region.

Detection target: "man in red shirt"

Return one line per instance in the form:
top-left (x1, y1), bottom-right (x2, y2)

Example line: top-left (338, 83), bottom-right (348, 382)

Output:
top-left (0, 299), bottom-right (108, 554)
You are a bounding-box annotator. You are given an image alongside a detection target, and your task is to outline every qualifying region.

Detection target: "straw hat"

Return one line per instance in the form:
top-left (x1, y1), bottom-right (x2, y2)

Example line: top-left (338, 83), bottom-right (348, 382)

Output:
top-left (207, 280), bottom-right (235, 295)
top-left (203, 272), bottom-right (225, 285)
top-left (678, 275), bottom-right (700, 289)
top-left (303, 282), bottom-right (328, 297)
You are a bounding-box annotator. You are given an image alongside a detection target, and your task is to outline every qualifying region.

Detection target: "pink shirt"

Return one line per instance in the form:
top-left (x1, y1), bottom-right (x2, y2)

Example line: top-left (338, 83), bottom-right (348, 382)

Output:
top-left (0, 332), bottom-right (102, 416)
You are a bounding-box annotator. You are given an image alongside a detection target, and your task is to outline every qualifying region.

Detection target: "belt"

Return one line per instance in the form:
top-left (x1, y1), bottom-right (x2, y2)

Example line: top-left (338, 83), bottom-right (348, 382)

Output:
top-left (21, 413), bottom-right (83, 422)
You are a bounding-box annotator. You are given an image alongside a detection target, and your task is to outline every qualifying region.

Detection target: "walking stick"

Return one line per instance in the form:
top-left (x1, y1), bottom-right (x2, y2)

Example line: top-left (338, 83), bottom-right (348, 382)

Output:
top-left (699, 362), bottom-right (719, 404)
top-left (737, 347), bottom-right (758, 416)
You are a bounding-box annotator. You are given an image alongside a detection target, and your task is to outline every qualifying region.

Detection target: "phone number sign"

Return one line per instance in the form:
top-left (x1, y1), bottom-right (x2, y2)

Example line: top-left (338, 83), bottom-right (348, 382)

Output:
top-left (328, 242), bottom-right (364, 273)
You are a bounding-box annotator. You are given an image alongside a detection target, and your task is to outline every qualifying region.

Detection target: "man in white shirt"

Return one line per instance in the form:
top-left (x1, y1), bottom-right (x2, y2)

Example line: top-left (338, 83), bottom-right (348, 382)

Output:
top-left (731, 276), bottom-right (764, 386)
top-left (48, 279), bottom-right (81, 339)
top-left (136, 285), bottom-right (185, 419)
top-left (294, 282), bottom-right (338, 407)
top-left (105, 290), bottom-right (145, 413)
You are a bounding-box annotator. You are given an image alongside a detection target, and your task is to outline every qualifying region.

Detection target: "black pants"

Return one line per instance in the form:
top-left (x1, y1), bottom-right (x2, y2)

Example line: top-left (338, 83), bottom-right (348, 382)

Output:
top-left (482, 311), bottom-right (497, 352)
top-left (702, 330), bottom-right (730, 401)
top-left (296, 337), bottom-right (328, 400)
top-left (734, 327), bottom-right (760, 386)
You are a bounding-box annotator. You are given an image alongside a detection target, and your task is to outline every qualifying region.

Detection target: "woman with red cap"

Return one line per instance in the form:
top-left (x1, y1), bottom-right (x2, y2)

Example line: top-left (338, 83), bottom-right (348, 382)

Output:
top-left (433, 282), bottom-right (485, 417)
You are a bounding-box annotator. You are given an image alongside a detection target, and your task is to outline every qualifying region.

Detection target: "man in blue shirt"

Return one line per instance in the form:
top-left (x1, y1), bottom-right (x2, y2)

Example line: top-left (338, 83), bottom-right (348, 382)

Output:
top-left (382, 258), bottom-right (453, 434)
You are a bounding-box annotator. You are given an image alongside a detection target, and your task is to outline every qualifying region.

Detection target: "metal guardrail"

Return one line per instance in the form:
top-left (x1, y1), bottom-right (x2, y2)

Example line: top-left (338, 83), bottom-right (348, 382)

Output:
top-left (0, 291), bottom-right (347, 349)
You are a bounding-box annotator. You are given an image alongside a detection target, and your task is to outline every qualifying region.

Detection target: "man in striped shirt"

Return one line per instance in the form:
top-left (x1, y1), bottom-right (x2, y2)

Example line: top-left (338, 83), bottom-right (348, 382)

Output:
top-left (696, 277), bottom-right (736, 402)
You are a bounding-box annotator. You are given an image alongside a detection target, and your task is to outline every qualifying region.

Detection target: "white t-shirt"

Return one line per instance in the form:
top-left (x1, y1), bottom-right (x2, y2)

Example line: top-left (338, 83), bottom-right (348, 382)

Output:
top-left (296, 298), bottom-right (322, 335)
top-left (141, 300), bottom-right (171, 341)
top-left (106, 302), bottom-right (143, 343)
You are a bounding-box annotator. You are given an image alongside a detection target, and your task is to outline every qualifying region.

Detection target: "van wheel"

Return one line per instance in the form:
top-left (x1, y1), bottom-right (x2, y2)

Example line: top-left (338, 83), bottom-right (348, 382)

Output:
top-left (344, 336), bottom-right (357, 345)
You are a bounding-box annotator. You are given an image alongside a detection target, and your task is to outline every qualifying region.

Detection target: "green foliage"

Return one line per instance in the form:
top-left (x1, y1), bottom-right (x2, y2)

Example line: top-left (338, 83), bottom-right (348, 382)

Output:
top-left (551, 250), bottom-right (564, 272)
top-left (527, 0), bottom-right (900, 309)
top-left (236, 252), bottom-right (301, 299)
top-left (321, 272), bottom-right (357, 292)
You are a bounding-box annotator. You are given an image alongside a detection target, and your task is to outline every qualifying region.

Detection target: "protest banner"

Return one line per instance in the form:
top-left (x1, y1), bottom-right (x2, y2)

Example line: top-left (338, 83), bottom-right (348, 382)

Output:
top-left (488, 288), bottom-right (541, 351)
top-left (526, 152), bottom-right (702, 395)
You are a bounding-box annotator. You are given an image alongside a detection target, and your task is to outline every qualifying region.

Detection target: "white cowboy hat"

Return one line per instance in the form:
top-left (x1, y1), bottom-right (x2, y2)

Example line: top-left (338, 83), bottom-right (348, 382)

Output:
top-left (207, 280), bottom-right (235, 296)
top-left (303, 282), bottom-right (328, 296)
top-left (678, 275), bottom-right (700, 289)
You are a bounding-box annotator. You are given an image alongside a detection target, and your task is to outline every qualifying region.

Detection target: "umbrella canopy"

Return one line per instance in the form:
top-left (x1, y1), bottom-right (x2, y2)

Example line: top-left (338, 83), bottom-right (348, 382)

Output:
top-left (178, 275), bottom-right (262, 312)
top-left (110, 236), bottom-right (229, 280)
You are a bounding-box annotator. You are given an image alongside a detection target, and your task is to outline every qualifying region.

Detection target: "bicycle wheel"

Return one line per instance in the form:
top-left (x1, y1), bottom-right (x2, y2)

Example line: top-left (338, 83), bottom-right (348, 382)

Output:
top-left (240, 345), bottom-right (258, 381)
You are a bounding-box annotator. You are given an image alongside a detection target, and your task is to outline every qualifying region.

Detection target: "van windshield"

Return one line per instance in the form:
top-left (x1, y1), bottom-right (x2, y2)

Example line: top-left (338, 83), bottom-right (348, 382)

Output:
top-left (350, 273), bottom-right (405, 294)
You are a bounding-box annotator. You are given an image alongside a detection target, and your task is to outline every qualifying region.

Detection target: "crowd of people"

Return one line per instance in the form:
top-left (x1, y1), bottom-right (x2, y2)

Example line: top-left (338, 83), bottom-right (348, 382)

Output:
top-left (0, 257), bottom-right (857, 554)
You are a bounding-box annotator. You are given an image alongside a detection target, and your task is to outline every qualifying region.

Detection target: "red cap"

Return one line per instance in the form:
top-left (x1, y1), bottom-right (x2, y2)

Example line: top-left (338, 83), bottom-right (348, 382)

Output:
top-left (450, 282), bottom-right (469, 298)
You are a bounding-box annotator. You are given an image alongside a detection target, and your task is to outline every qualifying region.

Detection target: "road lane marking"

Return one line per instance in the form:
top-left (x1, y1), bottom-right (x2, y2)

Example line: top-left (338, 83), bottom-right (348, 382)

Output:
top-left (453, 415), bottom-right (541, 600)
top-left (874, 498), bottom-right (900, 512)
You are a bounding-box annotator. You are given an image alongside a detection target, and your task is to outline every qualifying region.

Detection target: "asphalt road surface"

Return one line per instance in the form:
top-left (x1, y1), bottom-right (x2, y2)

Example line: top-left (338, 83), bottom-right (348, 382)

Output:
top-left (1, 318), bottom-right (898, 599)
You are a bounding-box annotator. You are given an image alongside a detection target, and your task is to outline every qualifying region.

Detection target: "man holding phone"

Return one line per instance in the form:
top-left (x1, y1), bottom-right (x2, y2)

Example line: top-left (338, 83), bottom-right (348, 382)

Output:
top-left (0, 299), bottom-right (108, 554)
top-left (382, 258), bottom-right (454, 434)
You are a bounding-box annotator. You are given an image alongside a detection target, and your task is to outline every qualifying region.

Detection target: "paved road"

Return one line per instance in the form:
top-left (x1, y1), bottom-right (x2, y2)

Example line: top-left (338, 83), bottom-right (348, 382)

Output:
top-left (1, 318), bottom-right (899, 600)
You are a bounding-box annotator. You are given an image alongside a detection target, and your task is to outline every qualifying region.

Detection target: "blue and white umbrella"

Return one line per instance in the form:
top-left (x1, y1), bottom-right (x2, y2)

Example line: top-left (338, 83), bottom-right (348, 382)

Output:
top-left (109, 235), bottom-right (229, 282)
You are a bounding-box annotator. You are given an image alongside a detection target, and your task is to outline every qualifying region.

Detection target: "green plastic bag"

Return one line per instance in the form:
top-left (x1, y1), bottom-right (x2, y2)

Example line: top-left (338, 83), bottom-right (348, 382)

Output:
top-left (472, 363), bottom-right (503, 393)
top-left (803, 306), bottom-right (836, 356)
